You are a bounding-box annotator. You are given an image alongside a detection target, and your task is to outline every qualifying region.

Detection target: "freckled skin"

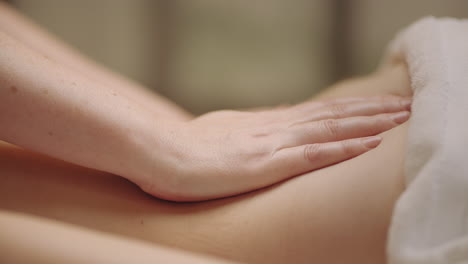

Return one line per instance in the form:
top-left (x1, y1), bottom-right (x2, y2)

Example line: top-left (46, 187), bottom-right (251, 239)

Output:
top-left (0, 7), bottom-right (411, 204)
top-left (0, 30), bottom-right (164, 185)
top-left (0, 1), bottom-right (413, 258)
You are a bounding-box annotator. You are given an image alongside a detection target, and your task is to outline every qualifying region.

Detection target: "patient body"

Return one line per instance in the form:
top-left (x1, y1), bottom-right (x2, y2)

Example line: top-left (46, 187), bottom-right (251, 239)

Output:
top-left (0, 63), bottom-right (411, 264)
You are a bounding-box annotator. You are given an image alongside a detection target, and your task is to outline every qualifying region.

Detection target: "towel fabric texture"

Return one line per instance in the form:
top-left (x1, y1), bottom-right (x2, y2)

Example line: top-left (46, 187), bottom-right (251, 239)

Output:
top-left (384, 17), bottom-right (468, 264)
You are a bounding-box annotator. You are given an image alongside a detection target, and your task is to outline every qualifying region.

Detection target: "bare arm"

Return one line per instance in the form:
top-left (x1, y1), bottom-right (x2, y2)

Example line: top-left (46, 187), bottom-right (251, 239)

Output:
top-left (0, 30), bottom-right (169, 185)
top-left (0, 63), bottom-right (412, 263)
top-left (0, 28), bottom-right (412, 201)
top-left (0, 2), bottom-right (192, 121)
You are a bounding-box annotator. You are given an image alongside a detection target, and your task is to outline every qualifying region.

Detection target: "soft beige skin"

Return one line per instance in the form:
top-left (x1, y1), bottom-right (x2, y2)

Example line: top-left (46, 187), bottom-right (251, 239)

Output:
top-left (0, 63), bottom-right (412, 263)
top-left (0, 212), bottom-right (234, 264)
top-left (0, 2), bottom-right (410, 202)
top-left (0, 2), bottom-right (413, 262)
top-left (0, 2), bottom-right (193, 122)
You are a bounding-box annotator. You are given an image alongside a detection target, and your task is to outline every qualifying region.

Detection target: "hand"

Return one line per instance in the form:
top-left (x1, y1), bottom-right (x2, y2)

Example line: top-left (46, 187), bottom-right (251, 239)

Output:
top-left (141, 95), bottom-right (411, 201)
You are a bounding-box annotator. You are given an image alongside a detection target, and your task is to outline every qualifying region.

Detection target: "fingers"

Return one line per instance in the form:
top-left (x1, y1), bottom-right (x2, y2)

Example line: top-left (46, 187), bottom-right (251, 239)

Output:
top-left (290, 95), bottom-right (411, 124)
top-left (287, 111), bottom-right (409, 145)
top-left (291, 96), bottom-right (372, 112)
top-left (311, 96), bottom-right (411, 120)
top-left (271, 136), bottom-right (381, 178)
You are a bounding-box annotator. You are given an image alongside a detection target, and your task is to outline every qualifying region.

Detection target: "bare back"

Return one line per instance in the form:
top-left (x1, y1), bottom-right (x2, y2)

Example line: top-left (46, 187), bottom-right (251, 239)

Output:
top-left (0, 63), bottom-right (412, 264)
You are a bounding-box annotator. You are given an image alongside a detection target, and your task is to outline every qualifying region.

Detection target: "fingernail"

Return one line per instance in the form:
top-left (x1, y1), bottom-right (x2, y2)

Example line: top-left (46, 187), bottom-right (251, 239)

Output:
top-left (400, 98), bottom-right (412, 110)
top-left (362, 136), bottom-right (382, 148)
top-left (390, 111), bottom-right (410, 124)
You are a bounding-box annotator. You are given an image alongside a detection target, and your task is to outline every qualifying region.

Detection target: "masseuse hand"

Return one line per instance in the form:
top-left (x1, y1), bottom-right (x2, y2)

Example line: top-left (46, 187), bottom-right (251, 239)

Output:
top-left (139, 96), bottom-right (411, 201)
top-left (0, 21), bottom-right (410, 203)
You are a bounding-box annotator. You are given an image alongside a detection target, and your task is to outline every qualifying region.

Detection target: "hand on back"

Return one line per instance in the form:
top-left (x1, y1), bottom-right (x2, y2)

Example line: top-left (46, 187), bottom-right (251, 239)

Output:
top-left (139, 95), bottom-right (411, 201)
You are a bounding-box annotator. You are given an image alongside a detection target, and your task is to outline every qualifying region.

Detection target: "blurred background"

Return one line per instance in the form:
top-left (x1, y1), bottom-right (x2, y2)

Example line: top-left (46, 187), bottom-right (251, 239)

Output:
top-left (7, 0), bottom-right (468, 114)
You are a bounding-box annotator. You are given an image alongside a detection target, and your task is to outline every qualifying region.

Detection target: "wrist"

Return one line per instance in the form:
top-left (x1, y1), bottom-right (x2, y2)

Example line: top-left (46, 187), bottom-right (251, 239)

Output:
top-left (125, 116), bottom-right (187, 199)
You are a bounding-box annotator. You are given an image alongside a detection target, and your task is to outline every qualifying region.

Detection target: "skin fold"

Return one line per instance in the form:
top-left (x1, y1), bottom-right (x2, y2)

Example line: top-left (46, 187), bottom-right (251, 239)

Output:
top-left (0, 62), bottom-right (412, 263)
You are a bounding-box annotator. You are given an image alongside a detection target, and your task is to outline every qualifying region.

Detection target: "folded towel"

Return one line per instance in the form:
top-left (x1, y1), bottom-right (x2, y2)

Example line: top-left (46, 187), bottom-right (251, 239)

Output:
top-left (383, 17), bottom-right (468, 264)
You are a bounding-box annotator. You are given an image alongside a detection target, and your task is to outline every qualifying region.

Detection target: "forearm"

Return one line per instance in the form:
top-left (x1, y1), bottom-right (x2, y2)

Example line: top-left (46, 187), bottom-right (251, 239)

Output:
top-left (0, 30), bottom-right (169, 183)
top-left (0, 5), bottom-right (412, 202)
top-left (0, 211), bottom-right (231, 264)
top-left (0, 2), bottom-right (192, 121)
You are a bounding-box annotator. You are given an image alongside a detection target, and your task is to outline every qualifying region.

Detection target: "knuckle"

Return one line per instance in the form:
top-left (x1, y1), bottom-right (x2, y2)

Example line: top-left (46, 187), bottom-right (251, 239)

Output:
top-left (304, 144), bottom-right (321, 162)
top-left (341, 140), bottom-right (357, 156)
top-left (329, 104), bottom-right (347, 118)
top-left (371, 115), bottom-right (385, 126)
top-left (249, 127), bottom-right (272, 139)
top-left (369, 114), bottom-right (386, 125)
top-left (384, 113), bottom-right (398, 125)
top-left (364, 115), bottom-right (391, 133)
top-left (377, 95), bottom-right (398, 111)
top-left (321, 119), bottom-right (340, 139)
top-left (368, 116), bottom-right (388, 131)
top-left (320, 100), bottom-right (334, 108)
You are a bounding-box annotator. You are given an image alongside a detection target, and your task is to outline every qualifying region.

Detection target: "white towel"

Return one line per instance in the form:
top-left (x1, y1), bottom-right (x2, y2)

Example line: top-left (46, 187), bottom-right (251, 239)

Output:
top-left (384, 17), bottom-right (468, 264)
